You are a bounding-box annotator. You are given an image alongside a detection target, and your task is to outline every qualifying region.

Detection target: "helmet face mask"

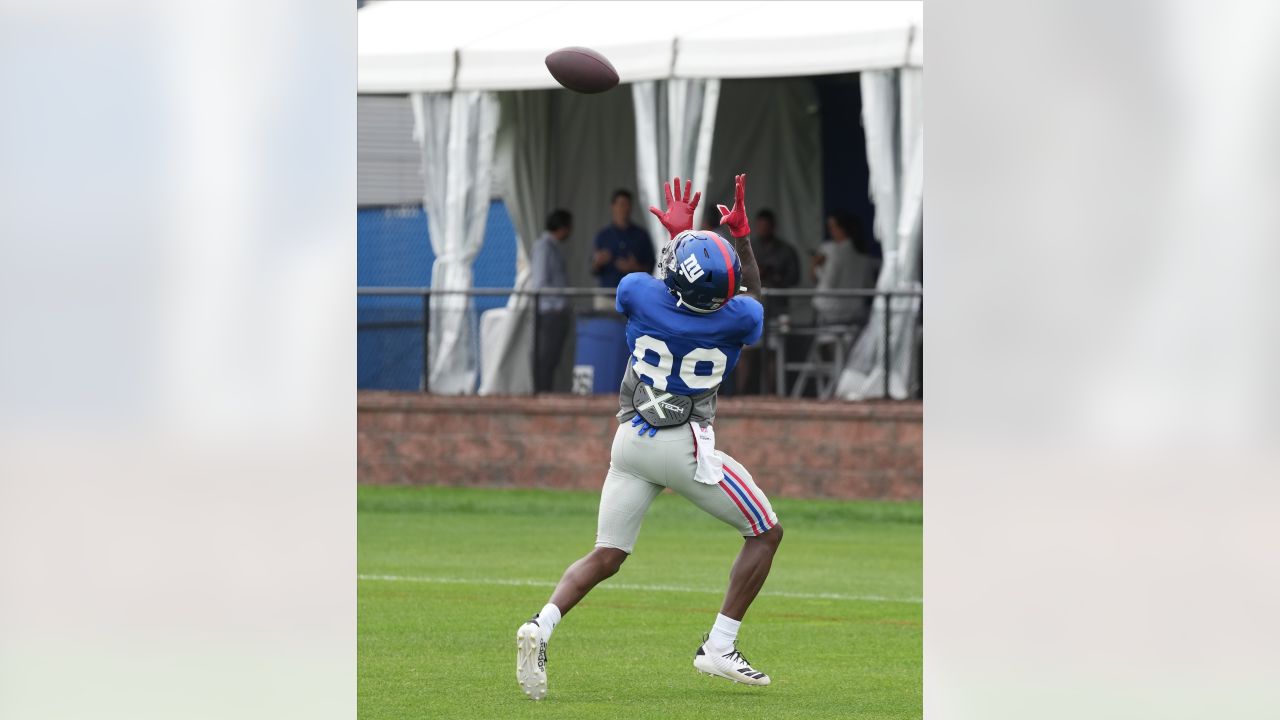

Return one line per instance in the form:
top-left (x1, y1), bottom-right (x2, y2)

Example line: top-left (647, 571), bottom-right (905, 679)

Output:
top-left (656, 236), bottom-right (680, 282)
top-left (661, 230), bottom-right (741, 314)
top-left (656, 230), bottom-right (696, 284)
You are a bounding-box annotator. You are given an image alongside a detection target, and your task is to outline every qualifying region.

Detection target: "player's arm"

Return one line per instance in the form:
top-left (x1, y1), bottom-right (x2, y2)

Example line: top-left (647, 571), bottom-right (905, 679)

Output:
top-left (733, 233), bottom-right (762, 303)
top-left (717, 173), bottom-right (761, 301)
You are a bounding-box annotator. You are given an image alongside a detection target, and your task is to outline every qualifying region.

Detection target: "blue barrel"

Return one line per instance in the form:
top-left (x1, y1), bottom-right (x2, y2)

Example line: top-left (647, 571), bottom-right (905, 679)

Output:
top-left (573, 315), bottom-right (630, 394)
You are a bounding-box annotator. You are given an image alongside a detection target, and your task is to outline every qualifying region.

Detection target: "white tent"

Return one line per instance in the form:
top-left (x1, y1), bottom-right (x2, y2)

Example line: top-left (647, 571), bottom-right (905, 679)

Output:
top-left (359, 1), bottom-right (923, 92)
top-left (357, 0), bottom-right (923, 398)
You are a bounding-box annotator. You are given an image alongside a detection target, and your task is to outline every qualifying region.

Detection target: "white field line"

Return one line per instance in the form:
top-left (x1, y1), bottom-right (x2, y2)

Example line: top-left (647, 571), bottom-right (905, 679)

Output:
top-left (358, 573), bottom-right (921, 604)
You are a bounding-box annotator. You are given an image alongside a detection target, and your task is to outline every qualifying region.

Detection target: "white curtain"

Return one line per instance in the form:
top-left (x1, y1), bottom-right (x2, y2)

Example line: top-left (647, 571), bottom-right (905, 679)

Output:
top-left (704, 78), bottom-right (824, 272)
top-left (552, 87), bottom-right (638, 289)
top-left (633, 79), bottom-right (721, 264)
top-left (411, 90), bottom-right (500, 394)
top-left (836, 68), bottom-right (924, 400)
top-left (479, 88), bottom-right (637, 393)
top-left (479, 91), bottom-right (552, 395)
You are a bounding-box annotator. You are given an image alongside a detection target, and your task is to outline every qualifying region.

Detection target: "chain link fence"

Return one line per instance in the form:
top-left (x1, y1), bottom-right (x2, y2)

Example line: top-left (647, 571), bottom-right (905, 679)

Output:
top-left (357, 286), bottom-right (922, 399)
top-left (357, 201), bottom-right (921, 398)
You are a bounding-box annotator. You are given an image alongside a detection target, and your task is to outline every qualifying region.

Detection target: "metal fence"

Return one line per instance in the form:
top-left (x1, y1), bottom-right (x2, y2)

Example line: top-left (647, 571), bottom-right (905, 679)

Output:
top-left (357, 286), bottom-right (922, 399)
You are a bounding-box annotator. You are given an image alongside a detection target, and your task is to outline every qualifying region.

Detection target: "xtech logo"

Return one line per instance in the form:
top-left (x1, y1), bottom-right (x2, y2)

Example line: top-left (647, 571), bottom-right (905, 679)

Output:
top-left (679, 255), bottom-right (704, 283)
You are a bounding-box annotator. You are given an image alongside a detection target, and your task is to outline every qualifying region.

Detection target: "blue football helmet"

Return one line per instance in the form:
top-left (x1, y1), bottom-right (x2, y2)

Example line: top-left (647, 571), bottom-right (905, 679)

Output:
top-left (661, 230), bottom-right (743, 313)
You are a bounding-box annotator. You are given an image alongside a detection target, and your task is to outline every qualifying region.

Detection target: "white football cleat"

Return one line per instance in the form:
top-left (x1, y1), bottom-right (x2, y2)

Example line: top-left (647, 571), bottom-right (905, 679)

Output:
top-left (515, 617), bottom-right (548, 700)
top-left (694, 637), bottom-right (772, 686)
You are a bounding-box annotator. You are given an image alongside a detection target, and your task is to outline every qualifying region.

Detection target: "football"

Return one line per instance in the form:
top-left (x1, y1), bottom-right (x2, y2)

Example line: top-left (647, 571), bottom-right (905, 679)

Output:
top-left (544, 46), bottom-right (619, 94)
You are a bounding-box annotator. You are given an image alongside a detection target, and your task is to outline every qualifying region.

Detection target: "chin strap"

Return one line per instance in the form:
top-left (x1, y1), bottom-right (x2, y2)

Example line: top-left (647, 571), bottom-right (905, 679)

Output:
top-left (676, 295), bottom-right (717, 314)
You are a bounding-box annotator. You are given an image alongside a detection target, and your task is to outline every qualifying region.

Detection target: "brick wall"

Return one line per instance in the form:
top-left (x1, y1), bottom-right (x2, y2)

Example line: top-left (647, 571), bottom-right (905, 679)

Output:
top-left (357, 391), bottom-right (921, 501)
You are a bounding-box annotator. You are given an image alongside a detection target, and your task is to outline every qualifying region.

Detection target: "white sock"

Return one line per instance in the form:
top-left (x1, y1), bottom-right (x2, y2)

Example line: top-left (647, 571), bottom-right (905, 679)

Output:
top-left (706, 613), bottom-right (741, 653)
top-left (537, 602), bottom-right (562, 642)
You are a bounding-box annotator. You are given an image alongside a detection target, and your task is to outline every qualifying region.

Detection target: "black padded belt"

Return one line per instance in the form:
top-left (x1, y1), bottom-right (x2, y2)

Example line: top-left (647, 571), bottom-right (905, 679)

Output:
top-left (632, 382), bottom-right (694, 428)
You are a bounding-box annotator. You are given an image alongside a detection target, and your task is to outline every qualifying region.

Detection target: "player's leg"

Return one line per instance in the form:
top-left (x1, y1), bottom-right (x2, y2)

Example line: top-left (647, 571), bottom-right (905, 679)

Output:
top-left (516, 426), bottom-right (662, 700)
top-left (547, 546), bottom-right (627, 613)
top-left (720, 522), bottom-right (784, 619)
top-left (672, 450), bottom-right (782, 620)
top-left (543, 458), bottom-right (662, 619)
top-left (667, 444), bottom-right (782, 685)
top-left (516, 543), bottom-right (633, 702)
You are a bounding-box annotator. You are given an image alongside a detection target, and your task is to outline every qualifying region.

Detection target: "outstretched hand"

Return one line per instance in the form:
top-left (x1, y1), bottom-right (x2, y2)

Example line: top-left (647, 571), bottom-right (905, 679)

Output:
top-left (648, 176), bottom-right (701, 240)
top-left (716, 173), bottom-right (750, 238)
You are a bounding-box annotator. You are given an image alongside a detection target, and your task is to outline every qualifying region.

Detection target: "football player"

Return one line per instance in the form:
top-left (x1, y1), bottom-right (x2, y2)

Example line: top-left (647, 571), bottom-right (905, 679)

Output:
top-left (517, 174), bottom-right (782, 699)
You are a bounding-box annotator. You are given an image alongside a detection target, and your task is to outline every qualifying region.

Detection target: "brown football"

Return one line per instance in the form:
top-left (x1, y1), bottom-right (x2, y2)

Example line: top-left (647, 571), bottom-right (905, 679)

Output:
top-left (545, 46), bottom-right (619, 94)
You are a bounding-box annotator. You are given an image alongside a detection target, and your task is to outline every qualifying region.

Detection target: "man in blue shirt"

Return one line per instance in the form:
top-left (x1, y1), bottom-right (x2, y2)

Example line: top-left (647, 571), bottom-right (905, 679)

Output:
top-left (590, 189), bottom-right (655, 310)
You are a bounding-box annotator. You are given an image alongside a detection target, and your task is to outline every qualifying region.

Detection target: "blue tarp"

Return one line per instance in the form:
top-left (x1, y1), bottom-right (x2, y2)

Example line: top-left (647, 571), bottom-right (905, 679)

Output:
top-left (357, 202), bottom-right (516, 390)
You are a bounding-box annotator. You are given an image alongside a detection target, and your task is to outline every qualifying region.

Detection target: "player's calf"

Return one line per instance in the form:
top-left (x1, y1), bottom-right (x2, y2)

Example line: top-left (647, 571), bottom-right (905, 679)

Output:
top-left (549, 546), bottom-right (627, 614)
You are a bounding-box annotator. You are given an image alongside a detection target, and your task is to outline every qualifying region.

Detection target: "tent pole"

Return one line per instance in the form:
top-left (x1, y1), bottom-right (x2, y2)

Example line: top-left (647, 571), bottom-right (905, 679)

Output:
top-left (422, 293), bottom-right (431, 393)
top-left (530, 291), bottom-right (540, 395)
top-left (882, 294), bottom-right (891, 399)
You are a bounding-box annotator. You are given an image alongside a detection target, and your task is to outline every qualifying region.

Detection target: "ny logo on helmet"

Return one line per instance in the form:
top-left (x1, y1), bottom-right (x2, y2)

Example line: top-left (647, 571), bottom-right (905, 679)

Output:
top-left (678, 255), bottom-right (704, 283)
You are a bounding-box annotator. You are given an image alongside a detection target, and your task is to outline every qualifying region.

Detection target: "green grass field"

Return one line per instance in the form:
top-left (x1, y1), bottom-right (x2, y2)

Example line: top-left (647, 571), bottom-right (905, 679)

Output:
top-left (359, 485), bottom-right (921, 720)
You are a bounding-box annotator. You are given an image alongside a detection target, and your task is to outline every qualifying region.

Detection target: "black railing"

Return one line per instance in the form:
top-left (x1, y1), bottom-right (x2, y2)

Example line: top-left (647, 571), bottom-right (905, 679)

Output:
top-left (357, 286), bottom-right (922, 398)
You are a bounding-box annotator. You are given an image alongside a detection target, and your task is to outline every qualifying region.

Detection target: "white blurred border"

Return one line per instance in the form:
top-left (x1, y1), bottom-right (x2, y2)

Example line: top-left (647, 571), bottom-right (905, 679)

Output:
top-left (0, 1), bottom-right (354, 718)
top-left (928, 1), bottom-right (1280, 718)
top-left (4, 0), bottom-right (1280, 717)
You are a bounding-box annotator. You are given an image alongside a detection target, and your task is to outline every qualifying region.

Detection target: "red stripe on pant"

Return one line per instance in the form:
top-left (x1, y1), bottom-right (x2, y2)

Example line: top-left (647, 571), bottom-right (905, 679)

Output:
top-left (724, 465), bottom-right (773, 529)
top-left (718, 480), bottom-right (761, 535)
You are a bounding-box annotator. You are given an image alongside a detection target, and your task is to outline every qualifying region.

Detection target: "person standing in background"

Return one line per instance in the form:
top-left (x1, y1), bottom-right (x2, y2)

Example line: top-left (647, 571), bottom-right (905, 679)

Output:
top-left (808, 211), bottom-right (880, 326)
top-left (590, 189), bottom-right (655, 311)
top-left (750, 209), bottom-right (801, 319)
top-left (812, 211), bottom-right (880, 328)
top-left (531, 209), bottom-right (574, 393)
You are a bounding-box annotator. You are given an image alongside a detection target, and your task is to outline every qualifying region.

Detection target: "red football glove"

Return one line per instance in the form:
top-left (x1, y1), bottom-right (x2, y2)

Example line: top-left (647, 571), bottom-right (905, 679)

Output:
top-left (716, 173), bottom-right (751, 238)
top-left (648, 176), bottom-right (701, 239)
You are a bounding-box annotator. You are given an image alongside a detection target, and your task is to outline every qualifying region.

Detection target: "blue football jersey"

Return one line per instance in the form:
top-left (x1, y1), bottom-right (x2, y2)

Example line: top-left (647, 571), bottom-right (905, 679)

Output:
top-left (615, 273), bottom-right (764, 397)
